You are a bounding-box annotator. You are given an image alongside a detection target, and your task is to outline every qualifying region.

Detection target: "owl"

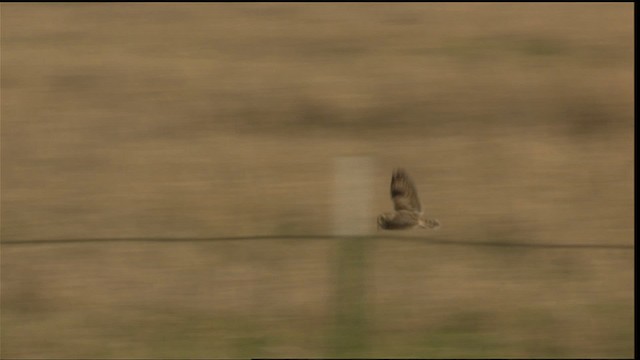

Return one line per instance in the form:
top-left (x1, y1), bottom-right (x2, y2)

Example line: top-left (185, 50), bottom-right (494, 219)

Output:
top-left (377, 168), bottom-right (440, 230)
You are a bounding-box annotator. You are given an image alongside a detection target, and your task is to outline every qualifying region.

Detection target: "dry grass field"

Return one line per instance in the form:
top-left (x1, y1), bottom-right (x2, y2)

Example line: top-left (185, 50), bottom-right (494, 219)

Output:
top-left (1, 3), bottom-right (634, 358)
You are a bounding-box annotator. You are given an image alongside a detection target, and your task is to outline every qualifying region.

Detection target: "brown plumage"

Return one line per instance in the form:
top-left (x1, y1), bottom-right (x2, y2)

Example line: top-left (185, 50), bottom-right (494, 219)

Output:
top-left (377, 168), bottom-right (440, 230)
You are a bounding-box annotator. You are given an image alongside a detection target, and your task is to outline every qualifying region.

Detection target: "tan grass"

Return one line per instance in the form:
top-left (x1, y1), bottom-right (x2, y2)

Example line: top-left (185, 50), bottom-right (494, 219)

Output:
top-left (1, 3), bottom-right (634, 358)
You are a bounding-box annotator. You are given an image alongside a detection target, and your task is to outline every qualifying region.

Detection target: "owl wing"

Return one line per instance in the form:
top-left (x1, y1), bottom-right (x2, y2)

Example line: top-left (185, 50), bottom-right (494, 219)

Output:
top-left (390, 168), bottom-right (422, 213)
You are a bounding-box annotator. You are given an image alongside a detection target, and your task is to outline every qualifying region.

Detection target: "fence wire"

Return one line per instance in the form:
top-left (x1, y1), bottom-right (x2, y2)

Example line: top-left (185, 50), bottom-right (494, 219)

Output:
top-left (0, 235), bottom-right (633, 250)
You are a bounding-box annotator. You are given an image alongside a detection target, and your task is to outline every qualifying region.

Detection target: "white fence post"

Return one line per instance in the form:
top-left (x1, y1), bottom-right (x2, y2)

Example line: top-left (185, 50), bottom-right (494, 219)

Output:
top-left (333, 156), bottom-right (374, 236)
top-left (330, 156), bottom-right (374, 356)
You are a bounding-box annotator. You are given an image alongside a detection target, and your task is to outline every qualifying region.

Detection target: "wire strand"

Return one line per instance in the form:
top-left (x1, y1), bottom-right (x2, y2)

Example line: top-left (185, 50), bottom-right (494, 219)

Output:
top-left (0, 235), bottom-right (633, 250)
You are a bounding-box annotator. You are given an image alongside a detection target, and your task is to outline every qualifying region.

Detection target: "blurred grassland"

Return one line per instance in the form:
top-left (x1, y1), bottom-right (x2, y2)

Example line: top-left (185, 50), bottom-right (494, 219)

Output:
top-left (0, 3), bottom-right (634, 358)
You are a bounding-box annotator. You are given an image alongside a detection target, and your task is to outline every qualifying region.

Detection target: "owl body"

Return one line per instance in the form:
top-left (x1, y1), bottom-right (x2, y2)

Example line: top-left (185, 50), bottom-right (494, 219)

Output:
top-left (377, 210), bottom-right (421, 230)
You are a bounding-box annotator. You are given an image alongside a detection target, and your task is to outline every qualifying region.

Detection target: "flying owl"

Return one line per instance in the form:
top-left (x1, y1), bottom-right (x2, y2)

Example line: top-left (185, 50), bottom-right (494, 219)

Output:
top-left (377, 168), bottom-right (440, 230)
